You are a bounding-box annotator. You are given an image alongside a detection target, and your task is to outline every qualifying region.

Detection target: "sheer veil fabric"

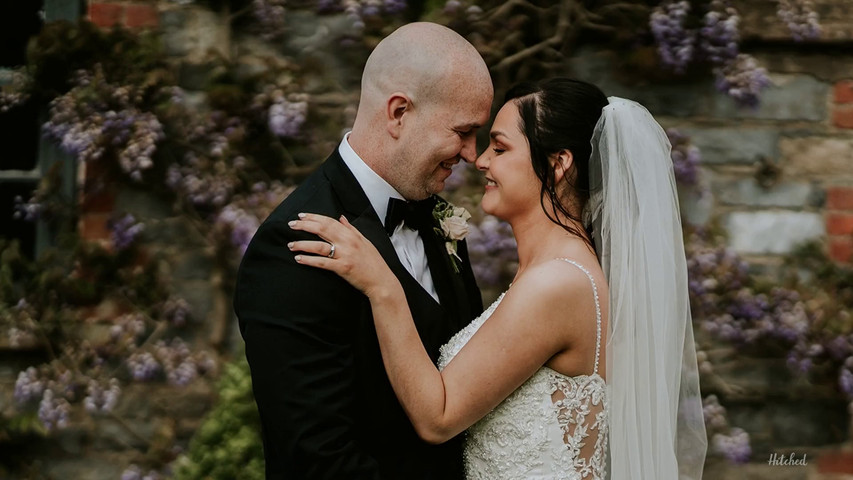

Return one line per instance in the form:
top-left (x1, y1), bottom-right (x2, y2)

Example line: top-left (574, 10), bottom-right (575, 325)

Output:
top-left (585, 97), bottom-right (707, 479)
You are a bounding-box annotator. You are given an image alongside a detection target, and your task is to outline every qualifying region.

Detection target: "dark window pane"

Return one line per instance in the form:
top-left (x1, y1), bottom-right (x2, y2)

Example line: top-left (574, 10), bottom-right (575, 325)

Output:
top-left (0, 181), bottom-right (38, 259)
top-left (0, 1), bottom-right (44, 67)
top-left (0, 101), bottom-right (40, 171)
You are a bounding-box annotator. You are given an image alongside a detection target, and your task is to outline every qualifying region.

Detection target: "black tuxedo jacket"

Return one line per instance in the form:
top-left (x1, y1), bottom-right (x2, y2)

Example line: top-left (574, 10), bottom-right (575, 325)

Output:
top-left (234, 151), bottom-right (484, 479)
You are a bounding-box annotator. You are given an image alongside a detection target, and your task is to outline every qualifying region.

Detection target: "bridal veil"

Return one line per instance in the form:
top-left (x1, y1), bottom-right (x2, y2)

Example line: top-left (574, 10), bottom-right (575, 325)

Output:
top-left (585, 97), bottom-right (707, 479)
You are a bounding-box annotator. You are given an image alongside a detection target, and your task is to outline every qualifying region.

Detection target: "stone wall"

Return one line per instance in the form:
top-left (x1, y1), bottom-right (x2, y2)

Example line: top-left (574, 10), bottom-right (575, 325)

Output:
top-left (580, 3), bottom-right (853, 477)
top-left (3, 0), bottom-right (852, 478)
top-left (570, 62), bottom-right (852, 271)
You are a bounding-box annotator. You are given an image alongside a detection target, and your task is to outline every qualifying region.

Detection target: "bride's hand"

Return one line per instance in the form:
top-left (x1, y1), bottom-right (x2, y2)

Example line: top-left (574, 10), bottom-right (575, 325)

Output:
top-left (288, 213), bottom-right (399, 298)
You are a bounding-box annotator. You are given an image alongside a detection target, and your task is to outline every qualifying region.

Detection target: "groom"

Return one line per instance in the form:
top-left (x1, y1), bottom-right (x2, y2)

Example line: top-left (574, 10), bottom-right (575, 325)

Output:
top-left (234, 22), bottom-right (493, 479)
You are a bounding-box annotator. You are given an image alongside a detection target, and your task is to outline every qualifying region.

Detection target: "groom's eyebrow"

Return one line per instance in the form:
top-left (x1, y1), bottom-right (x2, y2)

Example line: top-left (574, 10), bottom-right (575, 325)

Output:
top-left (456, 123), bottom-right (482, 130)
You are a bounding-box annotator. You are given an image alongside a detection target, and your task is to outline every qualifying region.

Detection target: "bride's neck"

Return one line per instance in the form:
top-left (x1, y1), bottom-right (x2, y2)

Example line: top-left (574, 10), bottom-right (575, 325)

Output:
top-left (511, 211), bottom-right (588, 277)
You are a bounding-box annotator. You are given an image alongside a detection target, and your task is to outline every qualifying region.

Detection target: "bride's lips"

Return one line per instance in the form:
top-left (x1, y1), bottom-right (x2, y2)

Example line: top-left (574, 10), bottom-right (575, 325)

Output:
top-left (485, 177), bottom-right (497, 190)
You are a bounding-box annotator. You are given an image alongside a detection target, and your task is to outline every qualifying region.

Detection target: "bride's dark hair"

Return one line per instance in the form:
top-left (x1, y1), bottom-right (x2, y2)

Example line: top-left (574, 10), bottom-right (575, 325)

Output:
top-left (504, 78), bottom-right (608, 249)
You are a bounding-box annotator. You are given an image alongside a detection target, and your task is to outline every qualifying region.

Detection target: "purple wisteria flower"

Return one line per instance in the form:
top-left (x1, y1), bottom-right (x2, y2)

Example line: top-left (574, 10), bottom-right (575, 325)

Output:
top-left (382, 0), bottom-right (406, 14)
top-left (154, 338), bottom-right (201, 386)
top-left (8, 327), bottom-right (38, 348)
top-left (127, 352), bottom-right (161, 381)
top-left (712, 428), bottom-right (751, 464)
top-left (268, 96), bottom-right (308, 139)
top-left (317, 0), bottom-right (344, 13)
top-left (444, 162), bottom-right (471, 192)
top-left (787, 349), bottom-right (812, 375)
top-left (252, 0), bottom-right (287, 41)
top-left (41, 68), bottom-right (164, 180)
top-left (110, 313), bottom-right (147, 344)
top-left (13, 195), bottom-right (42, 222)
top-left (38, 389), bottom-right (71, 432)
top-left (342, 0), bottom-right (408, 30)
top-left (826, 336), bottom-right (853, 361)
top-left (0, 90), bottom-right (29, 113)
top-left (14, 367), bottom-right (45, 404)
top-left (215, 204), bottom-right (261, 256)
top-left (83, 378), bottom-right (121, 413)
top-left (108, 213), bottom-right (145, 250)
top-left (699, 0), bottom-right (740, 64)
top-left (667, 129), bottom-right (702, 186)
top-left (714, 54), bottom-right (772, 108)
top-left (466, 215), bottom-right (518, 288)
top-left (121, 465), bottom-right (163, 480)
top-left (162, 107), bottom-right (251, 209)
top-left (777, 0), bottom-right (821, 41)
top-left (121, 466), bottom-right (144, 480)
top-left (702, 394), bottom-right (729, 430)
top-left (166, 154), bottom-right (236, 208)
top-left (650, 1), bottom-right (696, 73)
top-left (0, 69), bottom-right (32, 113)
top-left (214, 182), bottom-right (294, 256)
top-left (443, 0), bottom-right (462, 14)
top-left (161, 296), bottom-right (192, 327)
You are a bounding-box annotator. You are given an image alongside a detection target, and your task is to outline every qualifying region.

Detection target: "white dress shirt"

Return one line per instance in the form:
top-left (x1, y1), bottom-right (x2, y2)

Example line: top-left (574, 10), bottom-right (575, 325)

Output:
top-left (338, 133), bottom-right (439, 302)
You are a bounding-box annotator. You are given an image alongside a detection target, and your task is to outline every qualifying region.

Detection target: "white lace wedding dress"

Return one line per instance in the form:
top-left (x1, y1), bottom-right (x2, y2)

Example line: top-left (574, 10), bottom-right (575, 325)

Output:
top-left (438, 259), bottom-right (608, 480)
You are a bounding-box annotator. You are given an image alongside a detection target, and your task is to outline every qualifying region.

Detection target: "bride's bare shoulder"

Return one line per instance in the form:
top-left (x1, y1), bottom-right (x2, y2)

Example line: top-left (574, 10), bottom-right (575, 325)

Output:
top-left (507, 257), bottom-right (606, 312)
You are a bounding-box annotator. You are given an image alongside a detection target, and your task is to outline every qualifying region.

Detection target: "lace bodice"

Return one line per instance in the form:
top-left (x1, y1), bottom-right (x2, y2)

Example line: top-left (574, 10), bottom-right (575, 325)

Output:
top-left (438, 259), bottom-right (608, 480)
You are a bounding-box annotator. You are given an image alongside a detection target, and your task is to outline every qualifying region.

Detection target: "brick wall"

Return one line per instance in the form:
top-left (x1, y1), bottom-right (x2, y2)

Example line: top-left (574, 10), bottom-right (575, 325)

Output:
top-left (79, 0), bottom-right (160, 243)
top-left (827, 185), bottom-right (853, 263)
top-left (89, 1), bottom-right (159, 29)
top-left (828, 81), bottom-right (853, 262)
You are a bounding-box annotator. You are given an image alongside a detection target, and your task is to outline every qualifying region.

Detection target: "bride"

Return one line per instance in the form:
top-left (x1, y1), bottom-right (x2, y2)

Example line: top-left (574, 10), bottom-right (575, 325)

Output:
top-left (289, 77), bottom-right (707, 479)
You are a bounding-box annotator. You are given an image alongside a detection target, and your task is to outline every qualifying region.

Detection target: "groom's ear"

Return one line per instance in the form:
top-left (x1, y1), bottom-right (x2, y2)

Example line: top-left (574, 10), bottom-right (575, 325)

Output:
top-left (386, 93), bottom-right (411, 139)
top-left (552, 149), bottom-right (574, 184)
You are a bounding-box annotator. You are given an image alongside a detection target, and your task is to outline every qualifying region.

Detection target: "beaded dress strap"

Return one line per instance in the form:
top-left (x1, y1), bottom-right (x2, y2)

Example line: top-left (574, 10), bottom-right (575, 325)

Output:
top-left (556, 258), bottom-right (602, 376)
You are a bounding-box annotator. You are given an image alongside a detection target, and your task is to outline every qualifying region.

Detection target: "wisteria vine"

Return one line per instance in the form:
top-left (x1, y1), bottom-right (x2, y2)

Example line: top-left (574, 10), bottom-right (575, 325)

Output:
top-left (650, 0), bottom-right (820, 107)
top-left (0, 1), bottom-right (842, 476)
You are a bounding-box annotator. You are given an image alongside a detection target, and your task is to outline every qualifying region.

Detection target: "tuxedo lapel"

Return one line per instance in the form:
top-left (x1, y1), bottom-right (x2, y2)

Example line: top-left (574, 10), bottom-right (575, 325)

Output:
top-left (323, 154), bottom-right (448, 347)
top-left (419, 199), bottom-right (474, 332)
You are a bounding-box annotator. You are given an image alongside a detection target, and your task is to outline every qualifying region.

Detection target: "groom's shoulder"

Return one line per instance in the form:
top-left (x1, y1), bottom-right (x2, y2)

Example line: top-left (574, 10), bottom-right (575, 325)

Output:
top-left (264, 156), bottom-right (341, 225)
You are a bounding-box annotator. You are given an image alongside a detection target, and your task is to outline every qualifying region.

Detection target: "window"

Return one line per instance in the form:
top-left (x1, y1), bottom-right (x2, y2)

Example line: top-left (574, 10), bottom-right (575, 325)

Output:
top-left (0, 1), bottom-right (44, 258)
top-left (1, 1), bottom-right (80, 258)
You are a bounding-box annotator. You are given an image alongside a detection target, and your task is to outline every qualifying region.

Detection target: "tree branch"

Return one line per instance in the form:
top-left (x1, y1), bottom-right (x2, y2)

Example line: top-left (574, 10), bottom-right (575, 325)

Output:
top-left (485, 0), bottom-right (547, 21)
top-left (598, 2), bottom-right (650, 14)
top-left (491, 0), bottom-right (577, 72)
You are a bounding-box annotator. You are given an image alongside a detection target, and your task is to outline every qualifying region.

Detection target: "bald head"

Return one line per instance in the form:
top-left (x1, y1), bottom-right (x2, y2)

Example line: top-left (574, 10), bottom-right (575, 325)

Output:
top-left (349, 22), bottom-right (493, 200)
top-left (358, 22), bottom-right (492, 118)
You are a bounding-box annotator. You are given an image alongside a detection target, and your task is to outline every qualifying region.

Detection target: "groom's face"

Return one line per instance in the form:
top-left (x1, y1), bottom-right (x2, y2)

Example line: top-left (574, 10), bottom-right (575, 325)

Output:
top-left (394, 89), bottom-right (492, 200)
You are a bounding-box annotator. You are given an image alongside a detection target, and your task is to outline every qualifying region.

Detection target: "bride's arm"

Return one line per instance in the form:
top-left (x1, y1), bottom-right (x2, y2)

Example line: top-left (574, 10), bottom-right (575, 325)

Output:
top-left (289, 213), bottom-right (594, 443)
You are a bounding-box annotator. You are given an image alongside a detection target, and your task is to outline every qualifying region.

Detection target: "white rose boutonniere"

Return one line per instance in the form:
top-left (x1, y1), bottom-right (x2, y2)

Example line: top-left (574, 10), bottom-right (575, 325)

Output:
top-left (432, 201), bottom-right (471, 273)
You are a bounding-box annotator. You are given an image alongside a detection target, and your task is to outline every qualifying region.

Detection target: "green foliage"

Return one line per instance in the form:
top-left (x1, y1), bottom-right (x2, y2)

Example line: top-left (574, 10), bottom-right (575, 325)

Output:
top-left (788, 242), bottom-right (853, 301)
top-left (172, 356), bottom-right (264, 480)
top-left (786, 241), bottom-right (853, 333)
top-left (25, 20), bottom-right (168, 101)
top-left (0, 227), bottom-right (166, 313)
top-left (0, 239), bottom-right (32, 303)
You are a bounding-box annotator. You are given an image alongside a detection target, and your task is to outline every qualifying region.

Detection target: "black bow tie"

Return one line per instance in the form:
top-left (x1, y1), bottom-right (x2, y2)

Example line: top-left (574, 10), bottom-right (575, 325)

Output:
top-left (384, 198), bottom-right (432, 235)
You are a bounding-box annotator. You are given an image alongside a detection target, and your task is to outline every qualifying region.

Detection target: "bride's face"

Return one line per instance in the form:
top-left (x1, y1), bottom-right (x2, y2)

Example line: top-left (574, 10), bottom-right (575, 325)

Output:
top-left (475, 102), bottom-right (542, 221)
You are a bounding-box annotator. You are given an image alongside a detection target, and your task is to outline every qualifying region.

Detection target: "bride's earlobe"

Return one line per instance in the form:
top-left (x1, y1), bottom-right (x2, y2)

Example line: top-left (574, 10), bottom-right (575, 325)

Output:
top-left (553, 150), bottom-right (574, 183)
